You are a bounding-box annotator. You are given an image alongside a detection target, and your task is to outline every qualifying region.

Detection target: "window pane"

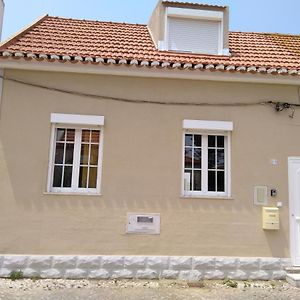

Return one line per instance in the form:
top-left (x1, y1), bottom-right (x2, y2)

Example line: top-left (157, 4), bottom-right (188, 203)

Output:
top-left (217, 136), bottom-right (224, 148)
top-left (208, 171), bottom-right (216, 191)
top-left (184, 170), bottom-right (192, 191)
top-left (91, 130), bottom-right (100, 143)
top-left (56, 129), bottom-right (65, 142)
top-left (208, 135), bottom-right (215, 147)
top-left (66, 129), bottom-right (75, 142)
top-left (65, 144), bottom-right (74, 164)
top-left (90, 145), bottom-right (99, 165)
top-left (184, 148), bottom-right (193, 168)
top-left (53, 166), bottom-right (62, 187)
top-left (55, 143), bottom-right (64, 164)
top-left (89, 167), bottom-right (98, 188)
top-left (63, 166), bottom-right (73, 188)
top-left (80, 144), bottom-right (90, 165)
top-left (217, 171), bottom-right (225, 192)
top-left (79, 167), bottom-right (88, 188)
top-left (185, 134), bottom-right (193, 147)
top-left (208, 149), bottom-right (216, 169)
top-left (217, 149), bottom-right (225, 170)
top-left (82, 130), bottom-right (90, 143)
top-left (194, 135), bottom-right (201, 147)
top-left (194, 148), bottom-right (201, 169)
top-left (193, 170), bottom-right (201, 191)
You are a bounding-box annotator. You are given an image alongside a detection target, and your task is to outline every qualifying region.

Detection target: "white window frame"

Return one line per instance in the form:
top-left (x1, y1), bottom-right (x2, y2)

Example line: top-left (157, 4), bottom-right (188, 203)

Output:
top-left (182, 120), bottom-right (232, 198)
top-left (47, 113), bottom-right (104, 195)
top-left (163, 7), bottom-right (224, 54)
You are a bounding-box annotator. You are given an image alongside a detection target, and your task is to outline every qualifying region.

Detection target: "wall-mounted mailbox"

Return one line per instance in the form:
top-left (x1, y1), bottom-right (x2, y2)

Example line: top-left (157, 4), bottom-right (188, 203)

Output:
top-left (127, 213), bottom-right (160, 235)
top-left (262, 207), bottom-right (279, 230)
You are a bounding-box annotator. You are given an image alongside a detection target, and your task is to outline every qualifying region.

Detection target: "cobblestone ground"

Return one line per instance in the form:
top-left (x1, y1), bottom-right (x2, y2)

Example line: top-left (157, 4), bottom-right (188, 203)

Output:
top-left (0, 279), bottom-right (299, 300)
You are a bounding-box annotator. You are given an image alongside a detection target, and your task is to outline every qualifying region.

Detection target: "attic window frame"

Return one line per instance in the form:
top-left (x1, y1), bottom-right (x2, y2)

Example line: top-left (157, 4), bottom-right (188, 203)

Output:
top-left (164, 7), bottom-right (224, 55)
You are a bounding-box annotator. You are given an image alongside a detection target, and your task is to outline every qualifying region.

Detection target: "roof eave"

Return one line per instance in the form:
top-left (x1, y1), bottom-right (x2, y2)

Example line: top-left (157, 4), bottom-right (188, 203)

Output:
top-left (1, 57), bottom-right (300, 86)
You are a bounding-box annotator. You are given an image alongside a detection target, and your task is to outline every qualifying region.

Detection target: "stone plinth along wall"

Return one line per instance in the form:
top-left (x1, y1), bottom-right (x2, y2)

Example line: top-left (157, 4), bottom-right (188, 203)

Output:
top-left (0, 255), bottom-right (291, 280)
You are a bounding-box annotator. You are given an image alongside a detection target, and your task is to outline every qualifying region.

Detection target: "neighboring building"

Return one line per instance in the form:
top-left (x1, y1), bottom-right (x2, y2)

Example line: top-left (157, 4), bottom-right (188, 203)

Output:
top-left (0, 0), bottom-right (4, 40)
top-left (0, 0), bottom-right (300, 281)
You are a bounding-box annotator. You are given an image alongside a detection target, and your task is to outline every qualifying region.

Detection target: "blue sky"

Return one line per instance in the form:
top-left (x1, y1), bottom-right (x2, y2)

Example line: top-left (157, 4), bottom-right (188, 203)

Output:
top-left (2, 0), bottom-right (300, 41)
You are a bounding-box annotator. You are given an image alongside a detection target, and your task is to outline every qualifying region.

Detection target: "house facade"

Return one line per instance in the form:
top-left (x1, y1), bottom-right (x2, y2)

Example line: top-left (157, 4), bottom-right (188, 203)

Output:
top-left (0, 1), bottom-right (300, 280)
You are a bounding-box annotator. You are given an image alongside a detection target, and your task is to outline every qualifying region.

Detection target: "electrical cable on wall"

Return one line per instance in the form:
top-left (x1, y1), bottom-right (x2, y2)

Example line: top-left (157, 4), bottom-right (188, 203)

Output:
top-left (2, 75), bottom-right (299, 118)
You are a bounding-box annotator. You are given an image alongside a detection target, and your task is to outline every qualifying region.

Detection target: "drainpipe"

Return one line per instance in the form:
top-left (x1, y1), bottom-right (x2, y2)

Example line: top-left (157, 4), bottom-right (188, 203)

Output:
top-left (0, 0), bottom-right (5, 121)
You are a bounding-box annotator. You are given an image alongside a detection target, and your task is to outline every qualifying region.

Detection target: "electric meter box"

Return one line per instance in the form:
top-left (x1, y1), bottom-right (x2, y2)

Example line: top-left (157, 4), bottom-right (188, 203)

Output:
top-left (126, 213), bottom-right (160, 235)
top-left (262, 207), bottom-right (279, 230)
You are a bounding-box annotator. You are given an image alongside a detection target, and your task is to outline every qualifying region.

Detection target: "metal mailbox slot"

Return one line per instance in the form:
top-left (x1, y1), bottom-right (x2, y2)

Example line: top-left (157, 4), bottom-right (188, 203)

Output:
top-left (262, 207), bottom-right (279, 230)
top-left (127, 213), bottom-right (160, 235)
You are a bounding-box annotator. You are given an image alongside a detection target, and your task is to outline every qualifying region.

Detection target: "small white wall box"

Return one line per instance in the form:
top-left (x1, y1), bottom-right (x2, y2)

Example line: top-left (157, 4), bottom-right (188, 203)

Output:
top-left (254, 186), bottom-right (268, 205)
top-left (127, 213), bottom-right (160, 235)
top-left (262, 207), bottom-right (280, 230)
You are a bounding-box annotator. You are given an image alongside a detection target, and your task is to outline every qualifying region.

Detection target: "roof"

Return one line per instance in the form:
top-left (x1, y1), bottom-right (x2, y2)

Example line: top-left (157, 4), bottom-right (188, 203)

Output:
top-left (162, 1), bottom-right (226, 9)
top-left (1, 15), bottom-right (300, 76)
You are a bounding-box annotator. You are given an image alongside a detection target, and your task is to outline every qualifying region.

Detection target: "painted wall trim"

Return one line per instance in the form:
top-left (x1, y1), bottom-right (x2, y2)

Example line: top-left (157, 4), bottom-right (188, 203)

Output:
top-left (288, 157), bottom-right (300, 266)
top-left (183, 119), bottom-right (233, 131)
top-left (50, 113), bottom-right (105, 126)
top-left (0, 69), bottom-right (4, 121)
top-left (167, 7), bottom-right (223, 20)
top-left (1, 59), bottom-right (300, 86)
top-left (0, 255), bottom-right (291, 280)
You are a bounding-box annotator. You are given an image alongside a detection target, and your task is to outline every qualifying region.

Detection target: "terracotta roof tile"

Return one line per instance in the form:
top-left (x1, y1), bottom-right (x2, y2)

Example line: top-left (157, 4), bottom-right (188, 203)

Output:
top-left (1, 15), bottom-right (300, 74)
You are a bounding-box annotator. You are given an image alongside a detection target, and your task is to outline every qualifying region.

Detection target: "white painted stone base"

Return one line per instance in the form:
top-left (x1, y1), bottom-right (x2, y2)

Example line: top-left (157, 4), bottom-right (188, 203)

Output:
top-left (286, 274), bottom-right (300, 287)
top-left (0, 255), bottom-right (291, 280)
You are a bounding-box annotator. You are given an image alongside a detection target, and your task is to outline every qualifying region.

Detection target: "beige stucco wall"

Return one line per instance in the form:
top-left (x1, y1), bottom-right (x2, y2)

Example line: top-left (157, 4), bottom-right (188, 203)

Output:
top-left (0, 68), bottom-right (298, 257)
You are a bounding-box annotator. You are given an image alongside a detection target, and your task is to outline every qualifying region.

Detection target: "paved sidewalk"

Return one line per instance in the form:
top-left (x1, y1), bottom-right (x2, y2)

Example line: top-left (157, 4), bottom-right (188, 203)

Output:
top-left (0, 279), bottom-right (299, 300)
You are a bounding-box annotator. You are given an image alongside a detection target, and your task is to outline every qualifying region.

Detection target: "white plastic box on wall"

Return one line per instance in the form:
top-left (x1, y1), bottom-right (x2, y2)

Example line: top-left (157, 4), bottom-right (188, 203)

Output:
top-left (126, 213), bottom-right (160, 235)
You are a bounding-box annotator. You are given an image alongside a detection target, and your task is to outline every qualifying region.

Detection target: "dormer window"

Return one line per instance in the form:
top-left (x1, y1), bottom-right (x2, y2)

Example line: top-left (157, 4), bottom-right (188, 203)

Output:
top-left (148, 1), bottom-right (230, 56)
top-left (165, 7), bottom-right (223, 55)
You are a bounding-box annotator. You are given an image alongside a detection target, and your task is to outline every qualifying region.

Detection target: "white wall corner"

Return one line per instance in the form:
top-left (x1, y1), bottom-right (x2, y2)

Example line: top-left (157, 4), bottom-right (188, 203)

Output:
top-left (222, 48), bottom-right (230, 56)
top-left (158, 40), bottom-right (165, 51)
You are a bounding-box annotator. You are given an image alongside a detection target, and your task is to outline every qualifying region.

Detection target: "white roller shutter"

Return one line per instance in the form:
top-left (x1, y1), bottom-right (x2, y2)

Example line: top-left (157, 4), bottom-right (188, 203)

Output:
top-left (168, 17), bottom-right (220, 54)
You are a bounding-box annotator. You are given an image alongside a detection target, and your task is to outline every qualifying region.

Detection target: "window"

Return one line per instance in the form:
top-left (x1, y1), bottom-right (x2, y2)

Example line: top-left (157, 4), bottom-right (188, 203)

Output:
top-left (182, 120), bottom-right (232, 198)
top-left (48, 114), bottom-right (104, 194)
top-left (168, 17), bottom-right (221, 54)
top-left (164, 7), bottom-right (224, 55)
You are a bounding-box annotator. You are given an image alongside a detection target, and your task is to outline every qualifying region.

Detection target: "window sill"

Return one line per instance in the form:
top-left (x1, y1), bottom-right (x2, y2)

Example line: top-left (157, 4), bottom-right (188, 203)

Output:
top-left (43, 192), bottom-right (102, 197)
top-left (181, 194), bottom-right (234, 200)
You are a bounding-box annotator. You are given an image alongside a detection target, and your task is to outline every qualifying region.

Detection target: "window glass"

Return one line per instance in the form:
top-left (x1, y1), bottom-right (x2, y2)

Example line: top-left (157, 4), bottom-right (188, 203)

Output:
top-left (193, 170), bottom-right (201, 191)
top-left (89, 167), bottom-right (98, 188)
top-left (184, 148), bottom-right (193, 169)
top-left (208, 171), bottom-right (216, 191)
top-left (79, 166), bottom-right (88, 188)
top-left (217, 171), bottom-right (225, 192)
top-left (63, 166), bottom-right (73, 188)
top-left (185, 134), bottom-right (193, 147)
top-left (194, 148), bottom-right (201, 169)
top-left (53, 166), bottom-right (62, 187)
top-left (184, 134), bottom-right (202, 193)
